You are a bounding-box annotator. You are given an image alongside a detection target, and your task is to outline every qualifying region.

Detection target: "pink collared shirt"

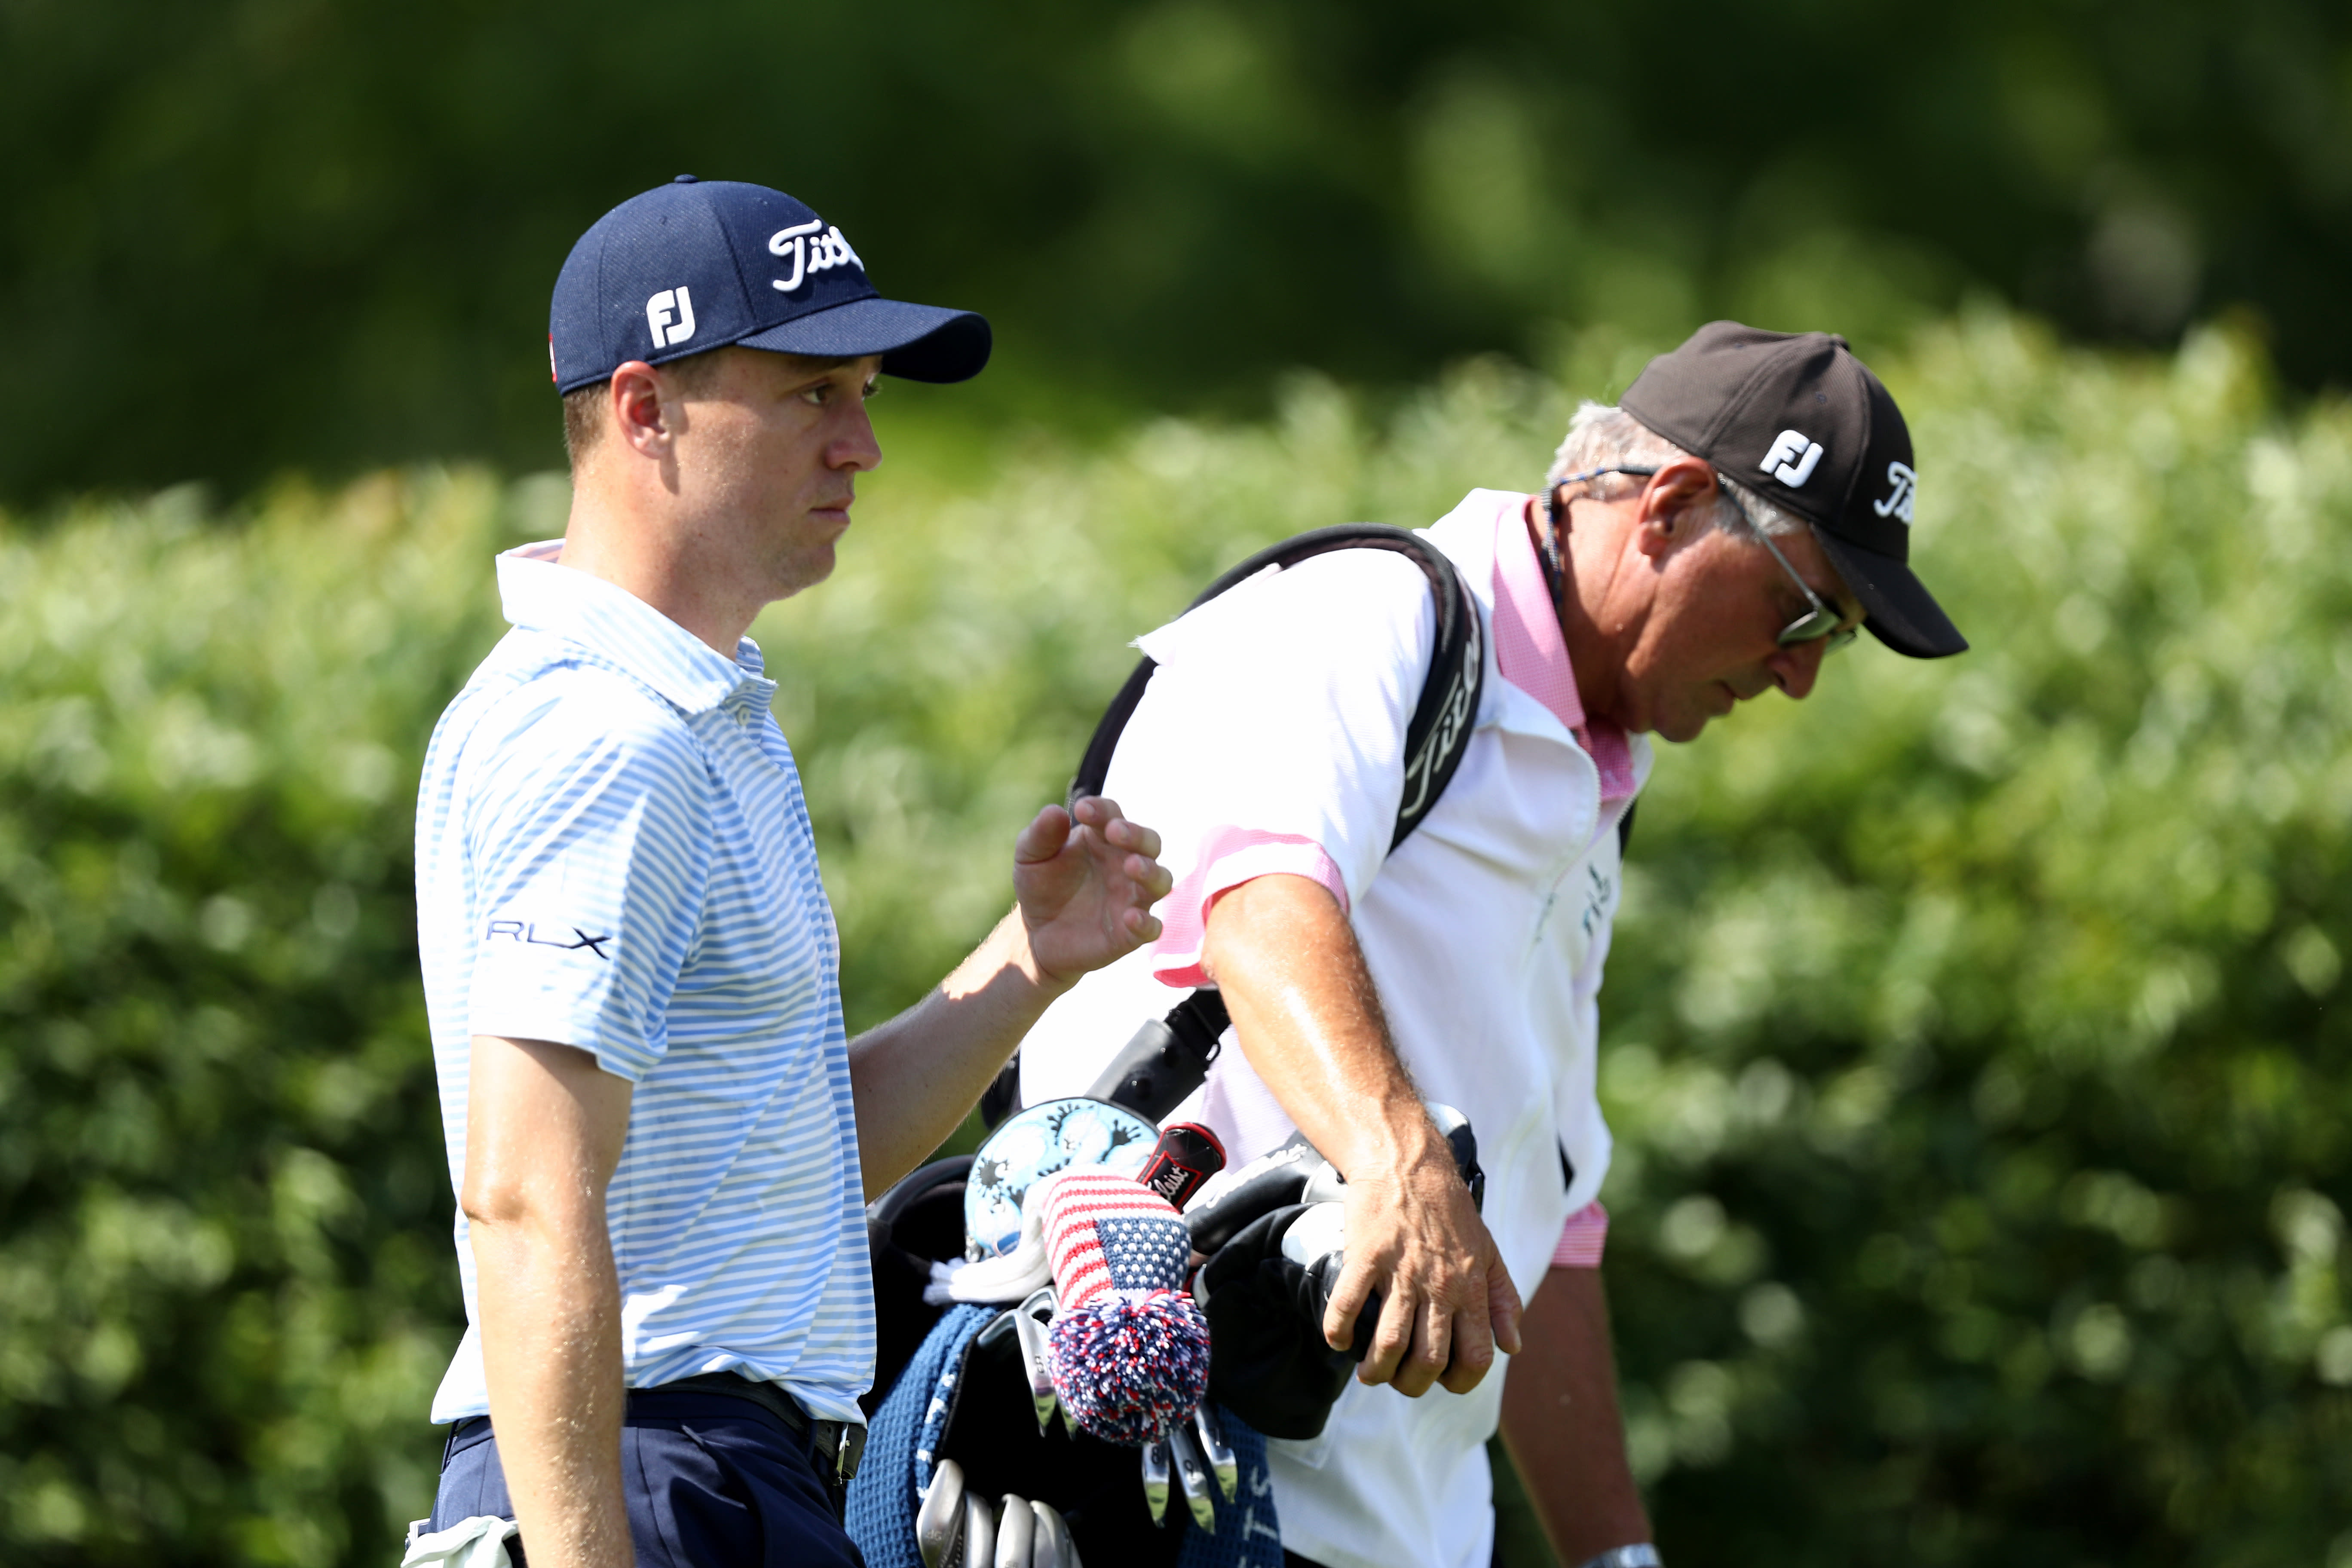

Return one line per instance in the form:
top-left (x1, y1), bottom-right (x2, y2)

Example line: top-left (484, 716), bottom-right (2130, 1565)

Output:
top-left (1489, 495), bottom-right (1638, 807)
top-left (1135, 493), bottom-right (1625, 1268)
top-left (1488, 495), bottom-right (1621, 1267)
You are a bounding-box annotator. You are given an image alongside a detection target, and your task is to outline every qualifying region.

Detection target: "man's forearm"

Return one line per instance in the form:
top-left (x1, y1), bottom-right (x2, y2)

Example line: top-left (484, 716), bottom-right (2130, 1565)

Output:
top-left (849, 798), bottom-right (1170, 1199)
top-left (1498, 1267), bottom-right (1653, 1565)
top-left (462, 1035), bottom-right (637, 1568)
top-left (848, 905), bottom-right (1063, 1198)
top-left (1201, 872), bottom-right (1521, 1394)
top-left (1202, 874), bottom-right (1450, 1186)
top-left (472, 1214), bottom-right (632, 1568)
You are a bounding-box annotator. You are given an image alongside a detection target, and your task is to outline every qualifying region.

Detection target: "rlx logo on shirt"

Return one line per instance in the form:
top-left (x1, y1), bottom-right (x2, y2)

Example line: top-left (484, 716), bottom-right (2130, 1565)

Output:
top-left (484, 920), bottom-right (614, 960)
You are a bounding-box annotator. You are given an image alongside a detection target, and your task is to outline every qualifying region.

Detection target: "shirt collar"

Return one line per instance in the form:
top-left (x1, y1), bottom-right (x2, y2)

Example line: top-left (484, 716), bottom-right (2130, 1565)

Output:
top-left (1488, 497), bottom-right (1638, 804)
top-left (496, 541), bottom-right (772, 717)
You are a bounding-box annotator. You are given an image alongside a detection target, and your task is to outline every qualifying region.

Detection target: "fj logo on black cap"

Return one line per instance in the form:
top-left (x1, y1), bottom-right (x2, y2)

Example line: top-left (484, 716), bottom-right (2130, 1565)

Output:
top-left (646, 287), bottom-right (698, 349)
top-left (1761, 429), bottom-right (1825, 488)
top-left (769, 220), bottom-right (863, 294)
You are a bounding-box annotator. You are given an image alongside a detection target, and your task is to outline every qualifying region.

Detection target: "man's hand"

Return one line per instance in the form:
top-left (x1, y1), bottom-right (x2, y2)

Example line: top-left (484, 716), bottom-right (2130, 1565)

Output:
top-left (1329, 1140), bottom-right (1524, 1396)
top-left (846, 797), bottom-right (1170, 1194)
top-left (1203, 873), bottom-right (1525, 1400)
top-left (1013, 795), bottom-right (1172, 989)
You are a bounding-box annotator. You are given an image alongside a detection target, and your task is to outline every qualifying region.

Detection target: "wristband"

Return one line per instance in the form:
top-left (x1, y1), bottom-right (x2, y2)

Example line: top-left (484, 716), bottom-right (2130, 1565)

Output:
top-left (1574, 1548), bottom-right (1661, 1568)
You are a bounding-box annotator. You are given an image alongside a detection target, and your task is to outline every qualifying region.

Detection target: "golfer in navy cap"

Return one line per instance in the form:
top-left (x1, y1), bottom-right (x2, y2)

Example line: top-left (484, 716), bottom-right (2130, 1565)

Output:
top-left (404, 178), bottom-right (1173, 1568)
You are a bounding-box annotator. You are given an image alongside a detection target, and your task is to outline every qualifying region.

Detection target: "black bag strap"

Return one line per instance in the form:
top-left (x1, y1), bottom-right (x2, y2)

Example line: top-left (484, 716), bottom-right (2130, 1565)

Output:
top-left (981, 527), bottom-right (1487, 1133)
top-left (1069, 523), bottom-right (1485, 851)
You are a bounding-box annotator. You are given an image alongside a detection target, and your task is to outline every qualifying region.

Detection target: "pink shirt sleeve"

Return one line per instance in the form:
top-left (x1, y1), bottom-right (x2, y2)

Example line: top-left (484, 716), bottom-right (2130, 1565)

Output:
top-left (1149, 827), bottom-right (1350, 988)
top-left (1551, 1201), bottom-right (1608, 1268)
top-left (1106, 550), bottom-right (1436, 991)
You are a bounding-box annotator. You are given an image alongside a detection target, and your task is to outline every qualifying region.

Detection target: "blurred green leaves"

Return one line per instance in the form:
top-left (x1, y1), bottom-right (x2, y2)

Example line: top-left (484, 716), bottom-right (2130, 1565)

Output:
top-left (3, 312), bottom-right (2352, 1562)
top-left (9, 1), bottom-right (2352, 501)
top-left (1592, 319), bottom-right (2352, 1562)
top-left (0, 472), bottom-right (538, 1562)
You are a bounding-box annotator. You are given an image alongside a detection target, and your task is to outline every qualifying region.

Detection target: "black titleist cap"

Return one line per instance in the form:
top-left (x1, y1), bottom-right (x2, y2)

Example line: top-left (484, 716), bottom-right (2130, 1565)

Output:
top-left (548, 176), bottom-right (991, 395)
top-left (1620, 322), bottom-right (1966, 658)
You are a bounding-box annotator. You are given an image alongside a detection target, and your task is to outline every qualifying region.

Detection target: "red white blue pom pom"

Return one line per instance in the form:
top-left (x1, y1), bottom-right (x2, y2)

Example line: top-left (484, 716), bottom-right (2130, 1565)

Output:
top-left (1046, 1289), bottom-right (1213, 1445)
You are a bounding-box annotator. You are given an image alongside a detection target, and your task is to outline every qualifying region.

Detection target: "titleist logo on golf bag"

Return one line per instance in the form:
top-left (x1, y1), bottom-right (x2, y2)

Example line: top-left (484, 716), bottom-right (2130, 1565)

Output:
top-left (1398, 604), bottom-right (1481, 824)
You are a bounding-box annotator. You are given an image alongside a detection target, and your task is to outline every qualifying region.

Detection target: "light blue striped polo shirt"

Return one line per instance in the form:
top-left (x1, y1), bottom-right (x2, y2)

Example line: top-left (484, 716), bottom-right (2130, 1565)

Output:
top-left (416, 541), bottom-right (871, 1425)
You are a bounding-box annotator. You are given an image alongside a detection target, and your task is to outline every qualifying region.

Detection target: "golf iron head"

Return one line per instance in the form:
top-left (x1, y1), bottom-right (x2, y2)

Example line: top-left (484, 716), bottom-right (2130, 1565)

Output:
top-left (1030, 1500), bottom-right (1081, 1568)
top-left (1140, 1438), bottom-right (1171, 1526)
top-left (960, 1490), bottom-right (995, 1568)
top-left (1167, 1421), bottom-right (1217, 1532)
top-left (917, 1460), bottom-right (968, 1568)
top-left (993, 1494), bottom-right (1035, 1568)
top-left (1192, 1403), bottom-right (1238, 1502)
top-left (1013, 1287), bottom-right (1059, 1433)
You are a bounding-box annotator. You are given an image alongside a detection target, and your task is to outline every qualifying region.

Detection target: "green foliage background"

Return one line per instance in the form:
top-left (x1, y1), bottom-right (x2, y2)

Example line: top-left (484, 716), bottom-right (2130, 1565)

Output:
top-left (7, 0), bottom-right (2352, 501)
top-left (5, 314), bottom-right (2352, 1564)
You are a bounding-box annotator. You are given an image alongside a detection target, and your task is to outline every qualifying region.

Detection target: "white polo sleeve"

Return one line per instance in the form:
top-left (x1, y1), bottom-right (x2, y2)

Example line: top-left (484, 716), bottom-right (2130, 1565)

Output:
top-left (1109, 548), bottom-right (1437, 987)
top-left (456, 675), bottom-right (713, 1081)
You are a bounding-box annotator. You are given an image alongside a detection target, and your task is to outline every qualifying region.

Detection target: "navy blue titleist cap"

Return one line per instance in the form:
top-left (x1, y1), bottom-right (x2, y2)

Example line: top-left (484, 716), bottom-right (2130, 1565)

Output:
top-left (548, 175), bottom-right (990, 393)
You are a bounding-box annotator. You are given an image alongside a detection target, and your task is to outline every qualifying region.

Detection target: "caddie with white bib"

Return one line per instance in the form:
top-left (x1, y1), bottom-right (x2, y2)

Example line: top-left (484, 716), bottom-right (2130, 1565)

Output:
top-left (1010, 323), bottom-right (1968, 1568)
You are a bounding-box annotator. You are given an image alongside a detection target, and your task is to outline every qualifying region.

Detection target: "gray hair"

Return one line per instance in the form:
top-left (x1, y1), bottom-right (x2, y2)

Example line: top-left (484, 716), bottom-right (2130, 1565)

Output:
top-left (1546, 403), bottom-right (1804, 542)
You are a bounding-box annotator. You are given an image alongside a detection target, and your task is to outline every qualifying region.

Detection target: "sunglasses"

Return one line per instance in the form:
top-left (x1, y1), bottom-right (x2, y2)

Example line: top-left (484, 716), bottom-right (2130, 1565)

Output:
top-left (1548, 465), bottom-right (1861, 652)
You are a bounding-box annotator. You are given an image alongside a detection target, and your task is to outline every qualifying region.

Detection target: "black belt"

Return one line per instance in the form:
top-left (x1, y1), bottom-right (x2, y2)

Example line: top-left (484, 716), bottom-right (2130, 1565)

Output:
top-left (652, 1372), bottom-right (867, 1490)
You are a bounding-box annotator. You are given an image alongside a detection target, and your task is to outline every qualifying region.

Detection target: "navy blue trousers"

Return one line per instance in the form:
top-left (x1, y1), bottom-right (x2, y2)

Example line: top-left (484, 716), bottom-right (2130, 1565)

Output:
top-left (430, 1390), bottom-right (862, 1568)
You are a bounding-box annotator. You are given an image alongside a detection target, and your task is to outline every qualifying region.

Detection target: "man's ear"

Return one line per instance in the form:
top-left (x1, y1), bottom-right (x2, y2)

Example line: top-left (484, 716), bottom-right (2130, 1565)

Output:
top-left (607, 361), bottom-right (672, 459)
top-left (1632, 456), bottom-right (1721, 562)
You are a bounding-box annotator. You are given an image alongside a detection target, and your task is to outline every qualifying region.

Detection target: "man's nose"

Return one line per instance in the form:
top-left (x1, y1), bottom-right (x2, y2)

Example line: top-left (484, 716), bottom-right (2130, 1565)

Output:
top-left (831, 403), bottom-right (882, 472)
top-left (1770, 637), bottom-right (1830, 700)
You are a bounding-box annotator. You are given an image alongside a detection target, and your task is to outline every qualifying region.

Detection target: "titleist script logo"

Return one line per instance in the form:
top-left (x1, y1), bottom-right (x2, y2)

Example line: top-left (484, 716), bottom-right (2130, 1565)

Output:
top-left (1399, 603), bottom-right (1482, 824)
top-left (1874, 461), bottom-right (1919, 524)
top-left (1578, 862), bottom-right (1617, 941)
top-left (1760, 428), bottom-right (1825, 488)
top-left (646, 287), bottom-right (698, 349)
top-left (769, 220), bottom-right (864, 293)
top-left (484, 920), bottom-right (614, 960)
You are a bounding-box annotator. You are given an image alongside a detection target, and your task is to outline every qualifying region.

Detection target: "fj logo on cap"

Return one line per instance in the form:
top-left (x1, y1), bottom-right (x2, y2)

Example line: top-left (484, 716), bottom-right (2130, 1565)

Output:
top-left (1760, 429), bottom-right (1825, 488)
top-left (1873, 461), bottom-right (1918, 524)
top-left (769, 220), bottom-right (864, 293)
top-left (645, 287), bottom-right (698, 349)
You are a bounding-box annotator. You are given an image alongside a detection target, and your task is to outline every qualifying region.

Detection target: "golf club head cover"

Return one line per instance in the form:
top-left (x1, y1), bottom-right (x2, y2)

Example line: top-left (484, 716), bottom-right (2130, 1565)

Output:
top-left (1183, 1136), bottom-right (1326, 1256)
top-left (1040, 1169), bottom-right (1212, 1445)
top-left (1191, 1202), bottom-right (1364, 1440)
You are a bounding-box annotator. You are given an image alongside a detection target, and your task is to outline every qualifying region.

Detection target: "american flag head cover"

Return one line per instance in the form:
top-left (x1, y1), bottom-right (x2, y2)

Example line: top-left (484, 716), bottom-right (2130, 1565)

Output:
top-left (1041, 1168), bottom-right (1191, 1310)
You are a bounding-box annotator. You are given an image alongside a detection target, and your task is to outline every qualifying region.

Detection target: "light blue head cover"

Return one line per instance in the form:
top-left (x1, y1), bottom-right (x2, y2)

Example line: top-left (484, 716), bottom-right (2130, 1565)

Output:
top-left (962, 1097), bottom-right (1157, 1260)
